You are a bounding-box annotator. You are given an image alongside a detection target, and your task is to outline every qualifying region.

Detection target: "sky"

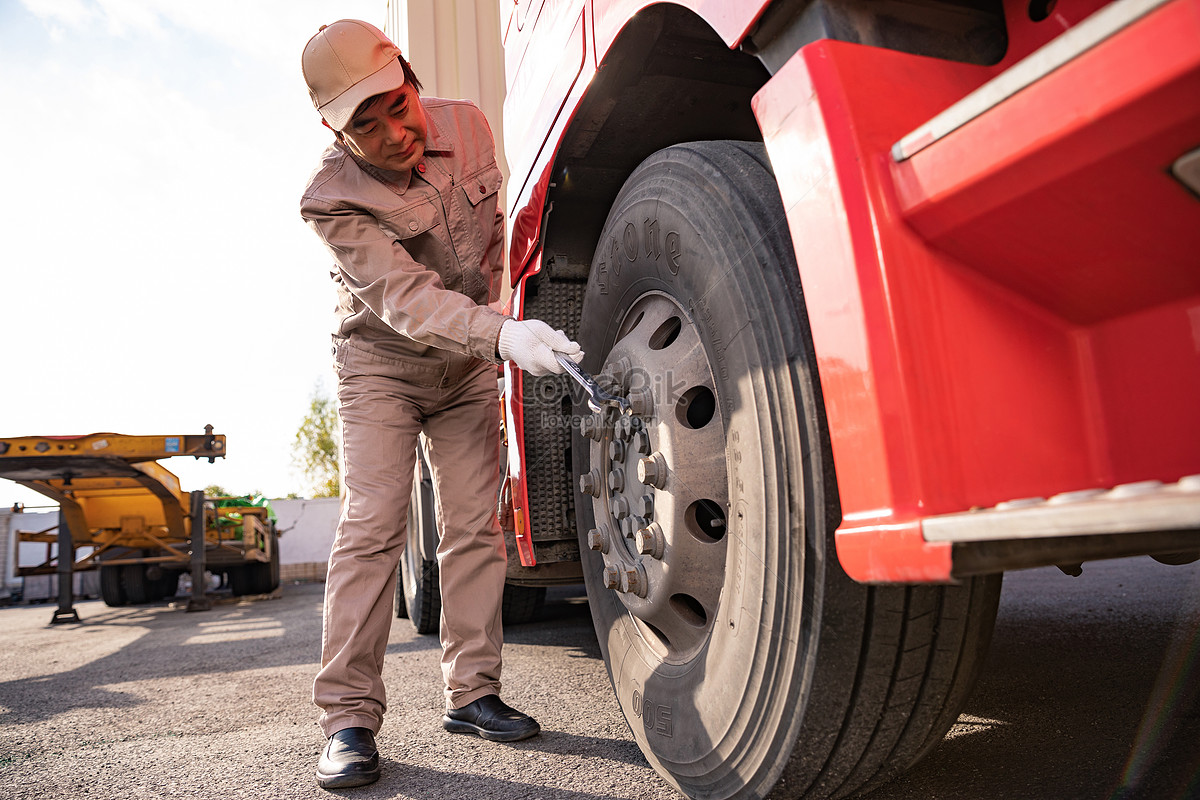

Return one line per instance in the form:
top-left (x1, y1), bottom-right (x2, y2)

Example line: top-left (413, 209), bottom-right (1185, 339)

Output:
top-left (0, 0), bottom-right (388, 507)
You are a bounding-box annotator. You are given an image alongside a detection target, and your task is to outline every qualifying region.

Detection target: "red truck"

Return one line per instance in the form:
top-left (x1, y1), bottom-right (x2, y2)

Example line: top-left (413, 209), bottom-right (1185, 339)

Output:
top-left (404, 1), bottom-right (1200, 797)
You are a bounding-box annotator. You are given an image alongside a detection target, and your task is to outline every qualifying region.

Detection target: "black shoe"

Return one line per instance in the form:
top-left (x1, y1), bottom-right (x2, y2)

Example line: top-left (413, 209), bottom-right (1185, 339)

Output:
top-left (316, 727), bottom-right (380, 790)
top-left (442, 695), bottom-right (541, 742)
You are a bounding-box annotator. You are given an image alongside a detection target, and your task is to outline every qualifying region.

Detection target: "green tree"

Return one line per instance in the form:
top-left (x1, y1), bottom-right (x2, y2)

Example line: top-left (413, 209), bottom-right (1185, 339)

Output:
top-left (293, 384), bottom-right (341, 497)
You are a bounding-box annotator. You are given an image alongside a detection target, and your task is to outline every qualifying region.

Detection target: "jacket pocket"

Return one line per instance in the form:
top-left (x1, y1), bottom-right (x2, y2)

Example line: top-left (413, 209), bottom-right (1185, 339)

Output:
top-left (381, 199), bottom-right (441, 240)
top-left (463, 163), bottom-right (503, 207)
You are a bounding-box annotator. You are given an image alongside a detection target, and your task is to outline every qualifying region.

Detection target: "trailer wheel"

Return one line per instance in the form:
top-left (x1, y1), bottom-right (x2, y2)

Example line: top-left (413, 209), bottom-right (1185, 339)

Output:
top-left (99, 565), bottom-right (126, 607)
top-left (144, 565), bottom-right (175, 601)
top-left (257, 530), bottom-right (282, 594)
top-left (252, 531), bottom-right (282, 594)
top-left (121, 564), bottom-right (149, 604)
top-left (230, 532), bottom-right (281, 596)
top-left (574, 141), bottom-right (1002, 799)
top-left (158, 569), bottom-right (182, 599)
top-left (227, 565), bottom-right (250, 596)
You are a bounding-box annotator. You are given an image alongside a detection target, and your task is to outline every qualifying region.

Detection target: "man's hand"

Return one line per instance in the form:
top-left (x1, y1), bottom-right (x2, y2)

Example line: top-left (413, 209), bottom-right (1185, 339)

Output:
top-left (498, 319), bottom-right (583, 376)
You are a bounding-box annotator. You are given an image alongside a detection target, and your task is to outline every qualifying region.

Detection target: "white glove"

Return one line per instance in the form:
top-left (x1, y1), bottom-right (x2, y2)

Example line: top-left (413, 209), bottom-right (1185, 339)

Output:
top-left (498, 318), bottom-right (583, 376)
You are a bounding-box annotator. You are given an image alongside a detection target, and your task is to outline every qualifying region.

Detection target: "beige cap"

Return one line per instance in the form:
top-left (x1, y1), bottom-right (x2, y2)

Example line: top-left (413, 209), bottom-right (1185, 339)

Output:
top-left (302, 19), bottom-right (406, 131)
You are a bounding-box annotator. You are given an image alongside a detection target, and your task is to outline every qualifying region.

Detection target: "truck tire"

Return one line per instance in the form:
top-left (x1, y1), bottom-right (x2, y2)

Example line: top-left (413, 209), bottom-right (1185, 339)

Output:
top-left (397, 454), bottom-right (547, 631)
top-left (99, 565), bottom-right (126, 607)
top-left (573, 141), bottom-right (1003, 799)
top-left (501, 584), bottom-right (547, 626)
top-left (400, 539), bottom-right (440, 634)
top-left (399, 460), bottom-right (441, 634)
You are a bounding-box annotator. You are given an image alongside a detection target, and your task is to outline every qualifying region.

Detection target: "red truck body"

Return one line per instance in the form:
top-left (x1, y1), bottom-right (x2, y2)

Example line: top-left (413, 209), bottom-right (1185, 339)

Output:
top-left (492, 1), bottom-right (1199, 796)
top-left (501, 0), bottom-right (1200, 583)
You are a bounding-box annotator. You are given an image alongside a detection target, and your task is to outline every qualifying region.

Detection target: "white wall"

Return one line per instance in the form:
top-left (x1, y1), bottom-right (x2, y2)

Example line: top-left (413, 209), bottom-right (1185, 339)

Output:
top-left (385, 0), bottom-right (507, 172)
top-left (1, 508), bottom-right (62, 592)
top-left (270, 496), bottom-right (341, 565)
top-left (0, 508), bottom-right (99, 600)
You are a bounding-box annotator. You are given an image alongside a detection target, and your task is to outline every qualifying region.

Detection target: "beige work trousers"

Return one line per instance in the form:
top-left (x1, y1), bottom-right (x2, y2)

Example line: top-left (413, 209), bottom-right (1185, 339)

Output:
top-left (314, 340), bottom-right (506, 737)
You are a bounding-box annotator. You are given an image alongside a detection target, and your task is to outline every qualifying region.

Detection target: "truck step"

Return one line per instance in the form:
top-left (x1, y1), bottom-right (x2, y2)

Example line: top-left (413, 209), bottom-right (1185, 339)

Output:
top-left (924, 475), bottom-right (1200, 543)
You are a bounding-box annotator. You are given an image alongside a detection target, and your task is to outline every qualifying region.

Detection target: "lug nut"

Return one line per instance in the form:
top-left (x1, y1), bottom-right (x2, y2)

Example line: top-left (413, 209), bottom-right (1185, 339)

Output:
top-left (608, 467), bottom-right (626, 492)
top-left (588, 525), bottom-right (611, 554)
top-left (635, 494), bottom-right (654, 517)
top-left (621, 563), bottom-right (648, 598)
top-left (633, 430), bottom-right (651, 455)
top-left (635, 522), bottom-right (665, 559)
top-left (602, 564), bottom-right (620, 590)
top-left (615, 415), bottom-right (633, 441)
top-left (611, 495), bottom-right (630, 519)
top-left (608, 439), bottom-right (626, 462)
top-left (638, 452), bottom-right (668, 489)
top-left (584, 413), bottom-right (605, 441)
top-left (628, 387), bottom-right (654, 418)
top-left (610, 357), bottom-right (633, 388)
top-left (579, 469), bottom-right (602, 497)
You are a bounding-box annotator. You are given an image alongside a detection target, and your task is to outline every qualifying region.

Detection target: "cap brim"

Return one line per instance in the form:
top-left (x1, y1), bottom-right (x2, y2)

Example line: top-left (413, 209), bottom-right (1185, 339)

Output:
top-left (319, 57), bottom-right (407, 132)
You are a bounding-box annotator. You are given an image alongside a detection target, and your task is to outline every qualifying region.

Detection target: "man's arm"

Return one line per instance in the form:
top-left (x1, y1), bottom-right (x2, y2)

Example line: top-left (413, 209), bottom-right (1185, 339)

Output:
top-left (303, 201), bottom-right (507, 363)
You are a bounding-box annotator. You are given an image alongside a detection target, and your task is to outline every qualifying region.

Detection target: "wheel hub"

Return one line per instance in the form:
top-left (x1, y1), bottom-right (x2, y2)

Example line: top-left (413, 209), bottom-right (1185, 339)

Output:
top-left (580, 292), bottom-right (729, 661)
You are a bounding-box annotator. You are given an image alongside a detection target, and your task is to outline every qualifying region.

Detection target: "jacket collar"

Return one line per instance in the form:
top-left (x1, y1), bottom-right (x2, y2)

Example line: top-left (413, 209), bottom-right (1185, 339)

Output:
top-left (423, 104), bottom-right (453, 155)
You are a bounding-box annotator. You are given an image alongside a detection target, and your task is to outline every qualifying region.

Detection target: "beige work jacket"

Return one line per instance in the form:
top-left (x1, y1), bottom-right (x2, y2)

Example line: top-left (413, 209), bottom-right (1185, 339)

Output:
top-left (301, 98), bottom-right (508, 386)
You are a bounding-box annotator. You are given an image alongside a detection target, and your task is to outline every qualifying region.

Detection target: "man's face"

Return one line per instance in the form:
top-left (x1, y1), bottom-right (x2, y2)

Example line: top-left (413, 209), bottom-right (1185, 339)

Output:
top-left (340, 84), bottom-right (428, 173)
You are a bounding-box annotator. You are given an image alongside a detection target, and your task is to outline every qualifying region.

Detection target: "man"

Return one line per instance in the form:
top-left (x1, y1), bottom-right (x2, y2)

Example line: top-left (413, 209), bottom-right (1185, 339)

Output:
top-left (299, 19), bottom-right (582, 790)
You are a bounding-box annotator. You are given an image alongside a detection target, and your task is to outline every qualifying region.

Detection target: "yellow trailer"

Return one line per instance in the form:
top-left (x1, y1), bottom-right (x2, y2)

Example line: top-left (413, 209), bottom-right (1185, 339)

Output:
top-left (0, 426), bottom-right (279, 622)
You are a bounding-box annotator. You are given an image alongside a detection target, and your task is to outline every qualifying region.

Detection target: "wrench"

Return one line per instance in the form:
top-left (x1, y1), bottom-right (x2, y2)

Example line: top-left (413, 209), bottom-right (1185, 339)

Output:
top-left (555, 353), bottom-right (632, 416)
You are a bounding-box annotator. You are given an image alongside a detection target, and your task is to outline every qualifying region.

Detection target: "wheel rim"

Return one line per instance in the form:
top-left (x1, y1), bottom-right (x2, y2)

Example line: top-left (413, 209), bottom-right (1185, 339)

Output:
top-left (583, 291), bottom-right (729, 663)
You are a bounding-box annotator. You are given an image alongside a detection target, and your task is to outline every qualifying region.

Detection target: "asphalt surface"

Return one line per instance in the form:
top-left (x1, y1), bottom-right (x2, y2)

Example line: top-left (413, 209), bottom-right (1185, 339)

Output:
top-left (0, 556), bottom-right (1197, 800)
